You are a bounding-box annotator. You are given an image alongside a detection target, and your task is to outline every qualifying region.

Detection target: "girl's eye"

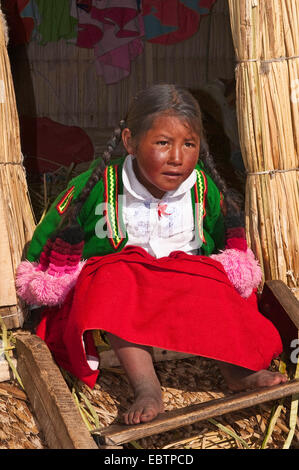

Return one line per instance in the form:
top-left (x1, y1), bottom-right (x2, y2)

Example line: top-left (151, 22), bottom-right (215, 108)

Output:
top-left (185, 142), bottom-right (195, 148)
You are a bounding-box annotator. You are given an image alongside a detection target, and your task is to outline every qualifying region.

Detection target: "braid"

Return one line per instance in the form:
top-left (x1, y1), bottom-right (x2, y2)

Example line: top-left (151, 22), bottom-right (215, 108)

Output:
top-left (54, 120), bottom-right (126, 240)
top-left (200, 139), bottom-right (244, 229)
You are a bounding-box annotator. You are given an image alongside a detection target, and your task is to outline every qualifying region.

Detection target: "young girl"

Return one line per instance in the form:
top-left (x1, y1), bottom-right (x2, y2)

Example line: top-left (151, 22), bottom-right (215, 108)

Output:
top-left (17, 84), bottom-right (286, 426)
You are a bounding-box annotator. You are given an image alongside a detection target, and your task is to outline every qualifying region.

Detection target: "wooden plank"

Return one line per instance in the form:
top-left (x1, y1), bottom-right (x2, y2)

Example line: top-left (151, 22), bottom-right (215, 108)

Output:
top-left (94, 379), bottom-right (299, 446)
top-left (16, 333), bottom-right (98, 449)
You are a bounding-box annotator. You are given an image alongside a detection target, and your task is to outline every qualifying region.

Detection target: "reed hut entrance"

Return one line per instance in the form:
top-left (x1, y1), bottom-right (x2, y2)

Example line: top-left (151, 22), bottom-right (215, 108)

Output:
top-left (0, 0), bottom-right (299, 320)
top-left (1, 0), bottom-right (298, 329)
top-left (1, 0), bottom-right (299, 317)
top-left (1, 0), bottom-right (299, 451)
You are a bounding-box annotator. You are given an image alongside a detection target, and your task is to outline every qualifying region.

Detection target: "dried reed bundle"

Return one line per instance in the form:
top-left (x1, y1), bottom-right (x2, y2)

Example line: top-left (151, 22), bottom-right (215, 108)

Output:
top-left (228, 0), bottom-right (299, 298)
top-left (0, 7), bottom-right (36, 328)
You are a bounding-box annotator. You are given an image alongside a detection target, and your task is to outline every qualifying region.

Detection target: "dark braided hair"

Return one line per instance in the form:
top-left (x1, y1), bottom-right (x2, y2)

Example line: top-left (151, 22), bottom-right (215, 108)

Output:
top-left (54, 83), bottom-right (242, 243)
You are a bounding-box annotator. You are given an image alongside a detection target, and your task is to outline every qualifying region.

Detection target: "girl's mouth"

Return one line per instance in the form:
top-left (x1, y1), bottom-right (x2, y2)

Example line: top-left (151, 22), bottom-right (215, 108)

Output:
top-left (162, 172), bottom-right (182, 178)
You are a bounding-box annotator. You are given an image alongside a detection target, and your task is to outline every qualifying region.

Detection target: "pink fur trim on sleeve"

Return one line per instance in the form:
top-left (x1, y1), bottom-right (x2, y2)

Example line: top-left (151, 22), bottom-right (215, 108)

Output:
top-left (210, 248), bottom-right (262, 298)
top-left (15, 260), bottom-right (86, 307)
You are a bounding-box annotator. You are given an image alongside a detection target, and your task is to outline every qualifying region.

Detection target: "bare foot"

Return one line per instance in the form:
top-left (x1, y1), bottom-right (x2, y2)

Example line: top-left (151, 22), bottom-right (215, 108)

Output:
top-left (105, 333), bottom-right (165, 425)
top-left (123, 384), bottom-right (164, 425)
top-left (218, 362), bottom-right (288, 392)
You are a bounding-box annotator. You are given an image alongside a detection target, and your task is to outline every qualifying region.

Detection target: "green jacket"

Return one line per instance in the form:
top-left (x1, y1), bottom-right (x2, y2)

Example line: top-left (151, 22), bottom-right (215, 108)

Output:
top-left (26, 157), bottom-right (225, 262)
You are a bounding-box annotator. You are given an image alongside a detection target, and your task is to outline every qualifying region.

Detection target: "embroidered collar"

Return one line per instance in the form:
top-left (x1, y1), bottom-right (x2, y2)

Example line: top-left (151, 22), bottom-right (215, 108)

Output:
top-left (103, 158), bottom-right (207, 251)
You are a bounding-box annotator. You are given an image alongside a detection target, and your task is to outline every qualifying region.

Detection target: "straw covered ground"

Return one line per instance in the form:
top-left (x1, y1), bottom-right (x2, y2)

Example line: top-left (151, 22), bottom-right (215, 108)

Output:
top-left (0, 328), bottom-right (298, 450)
top-left (84, 356), bottom-right (298, 450)
top-left (0, 380), bottom-right (47, 449)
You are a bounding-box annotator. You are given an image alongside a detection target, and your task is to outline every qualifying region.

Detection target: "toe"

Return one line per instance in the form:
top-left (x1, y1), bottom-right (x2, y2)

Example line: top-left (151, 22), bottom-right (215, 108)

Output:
top-left (123, 412), bottom-right (129, 425)
top-left (132, 410), bottom-right (142, 425)
top-left (140, 407), bottom-right (155, 423)
top-left (275, 373), bottom-right (288, 385)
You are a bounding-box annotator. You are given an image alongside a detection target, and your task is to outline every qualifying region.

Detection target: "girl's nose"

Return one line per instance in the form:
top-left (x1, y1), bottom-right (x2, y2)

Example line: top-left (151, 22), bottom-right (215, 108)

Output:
top-left (168, 145), bottom-right (182, 165)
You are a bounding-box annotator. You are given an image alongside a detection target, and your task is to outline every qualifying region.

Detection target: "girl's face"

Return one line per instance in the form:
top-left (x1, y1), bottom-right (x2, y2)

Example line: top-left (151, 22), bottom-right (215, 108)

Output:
top-left (122, 114), bottom-right (200, 199)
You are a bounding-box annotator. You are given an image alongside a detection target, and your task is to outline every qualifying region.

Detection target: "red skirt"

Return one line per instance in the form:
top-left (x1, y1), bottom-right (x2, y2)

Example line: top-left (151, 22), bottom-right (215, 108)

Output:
top-left (36, 246), bottom-right (283, 388)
